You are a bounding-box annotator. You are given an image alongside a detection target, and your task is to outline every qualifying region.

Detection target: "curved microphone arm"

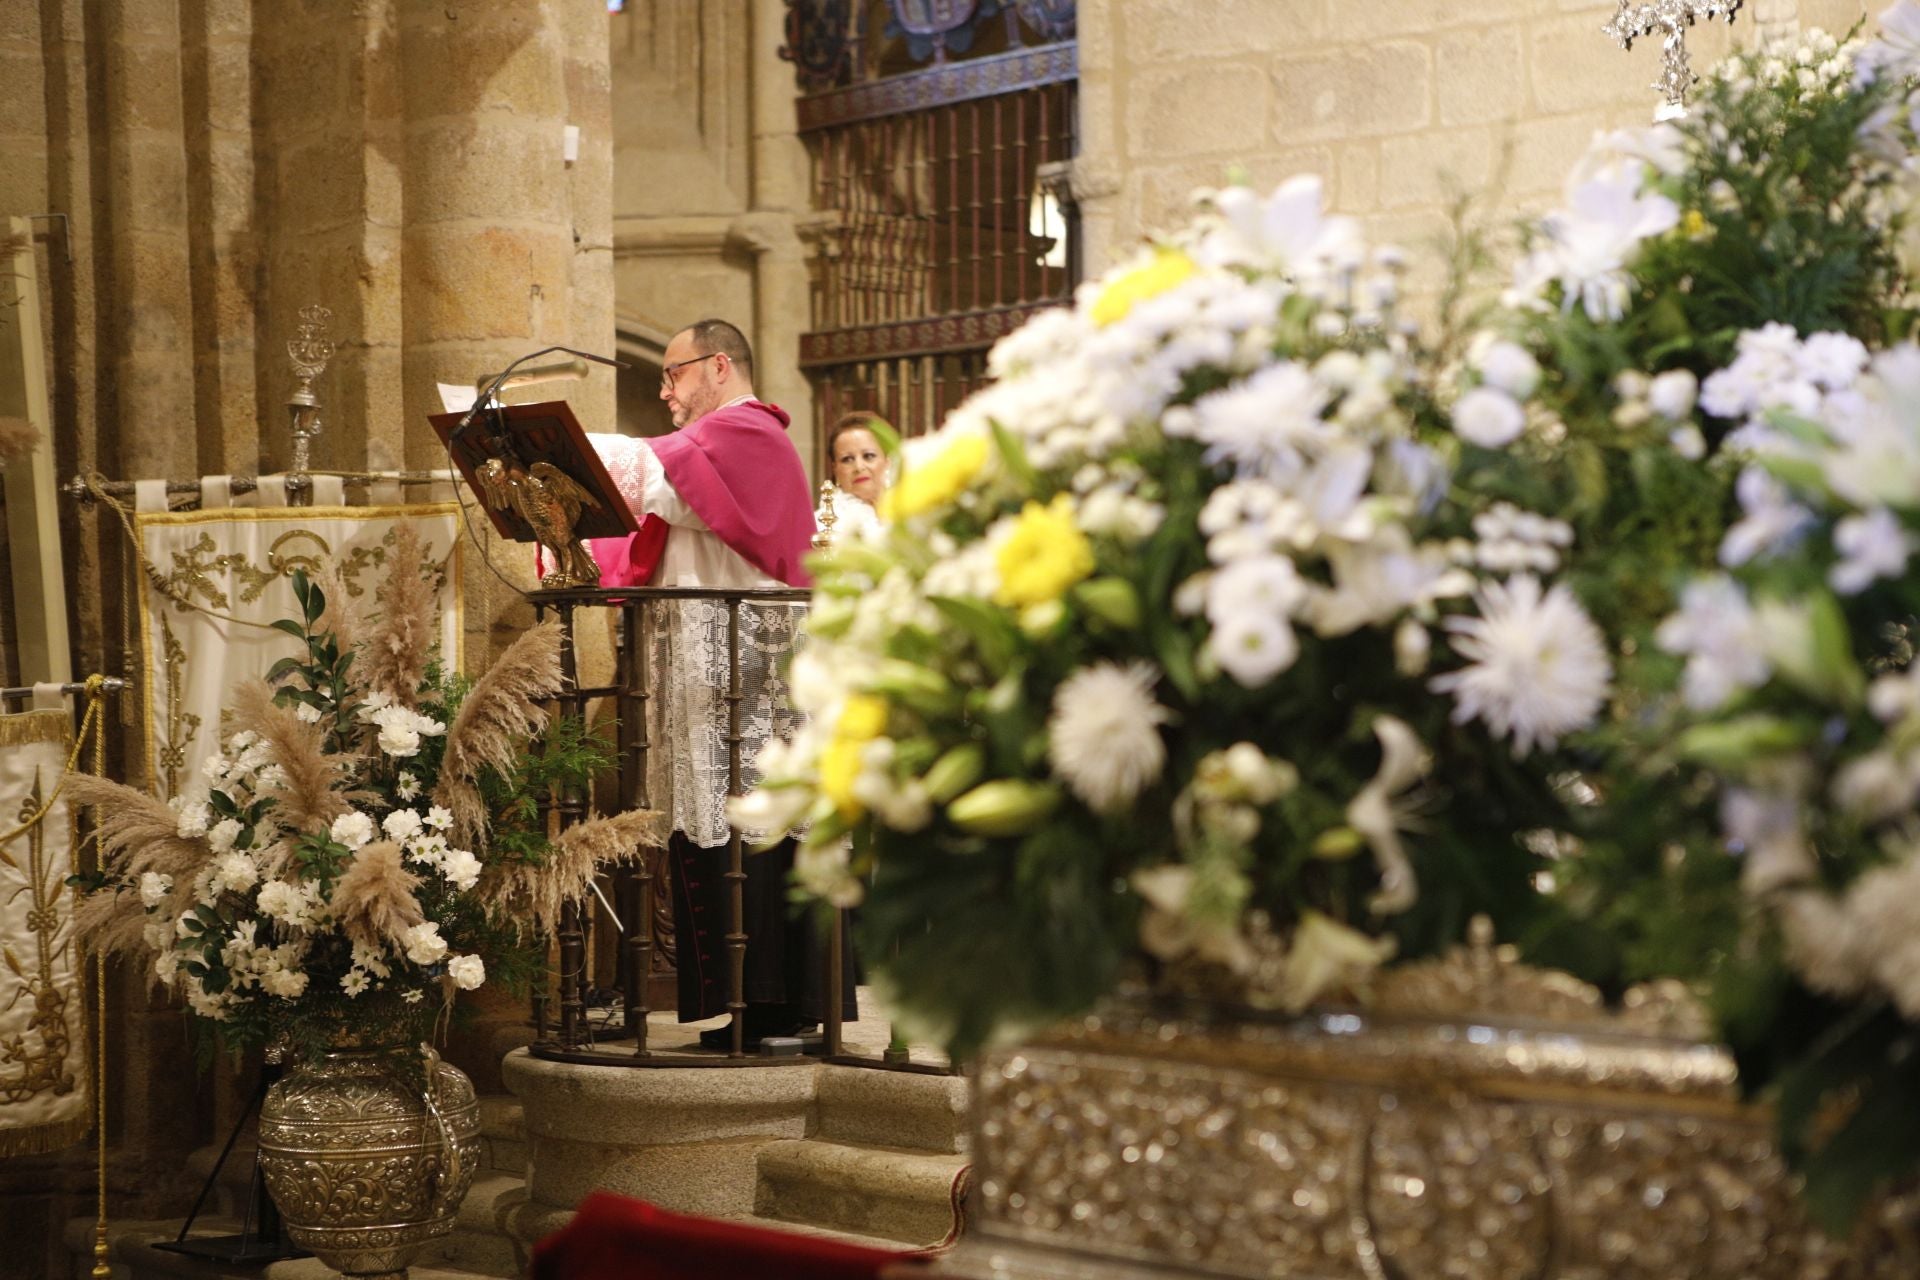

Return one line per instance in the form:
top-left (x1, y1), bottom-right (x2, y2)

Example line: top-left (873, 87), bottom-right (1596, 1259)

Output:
top-left (454, 345), bottom-right (629, 444)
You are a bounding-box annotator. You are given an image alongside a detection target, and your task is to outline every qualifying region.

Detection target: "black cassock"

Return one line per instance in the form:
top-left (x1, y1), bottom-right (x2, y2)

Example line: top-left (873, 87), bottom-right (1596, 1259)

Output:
top-left (669, 834), bottom-right (858, 1026)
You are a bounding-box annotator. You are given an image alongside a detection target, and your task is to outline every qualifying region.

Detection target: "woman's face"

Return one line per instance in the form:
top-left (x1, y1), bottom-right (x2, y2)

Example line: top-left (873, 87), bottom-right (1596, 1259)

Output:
top-left (831, 427), bottom-right (889, 504)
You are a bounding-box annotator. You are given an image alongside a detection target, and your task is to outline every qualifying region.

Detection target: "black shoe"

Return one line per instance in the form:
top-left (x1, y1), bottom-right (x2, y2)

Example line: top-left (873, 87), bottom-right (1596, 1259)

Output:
top-left (698, 1016), bottom-right (820, 1052)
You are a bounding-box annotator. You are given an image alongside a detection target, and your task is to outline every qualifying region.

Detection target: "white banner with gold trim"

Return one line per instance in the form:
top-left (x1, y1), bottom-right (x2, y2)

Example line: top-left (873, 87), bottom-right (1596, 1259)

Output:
top-left (0, 708), bottom-right (88, 1157)
top-left (136, 505), bottom-right (465, 800)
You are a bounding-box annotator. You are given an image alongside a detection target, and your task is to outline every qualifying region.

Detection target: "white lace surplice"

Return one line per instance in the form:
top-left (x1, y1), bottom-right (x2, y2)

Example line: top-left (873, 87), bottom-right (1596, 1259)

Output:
top-left (591, 433), bottom-right (806, 847)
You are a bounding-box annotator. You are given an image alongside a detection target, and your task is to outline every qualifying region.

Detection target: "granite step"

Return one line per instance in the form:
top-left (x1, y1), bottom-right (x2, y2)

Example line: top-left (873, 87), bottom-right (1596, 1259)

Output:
top-left (814, 1063), bottom-right (970, 1155)
top-left (414, 1172), bottom-right (529, 1277)
top-left (478, 1095), bottom-right (528, 1177)
top-left (754, 1137), bottom-right (969, 1247)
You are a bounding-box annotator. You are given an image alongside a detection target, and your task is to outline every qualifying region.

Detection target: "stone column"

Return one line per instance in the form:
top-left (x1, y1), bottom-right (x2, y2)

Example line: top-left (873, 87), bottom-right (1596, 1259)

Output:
top-left (398, 0), bottom-right (579, 650)
top-left (398, 0), bottom-right (577, 467)
top-left (251, 0), bottom-right (404, 474)
top-left (746, 0), bottom-right (813, 465)
top-left (562, 0), bottom-right (616, 433)
top-left (95, 0), bottom-right (198, 484)
top-left (179, 0), bottom-right (258, 473)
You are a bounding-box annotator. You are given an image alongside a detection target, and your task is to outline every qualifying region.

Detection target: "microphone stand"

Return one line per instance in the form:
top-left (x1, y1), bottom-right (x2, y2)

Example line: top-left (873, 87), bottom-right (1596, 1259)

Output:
top-left (452, 345), bottom-right (627, 459)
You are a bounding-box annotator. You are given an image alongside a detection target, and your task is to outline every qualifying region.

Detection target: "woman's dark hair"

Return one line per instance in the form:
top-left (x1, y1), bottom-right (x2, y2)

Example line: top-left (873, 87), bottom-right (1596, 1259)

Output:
top-left (827, 411), bottom-right (893, 458)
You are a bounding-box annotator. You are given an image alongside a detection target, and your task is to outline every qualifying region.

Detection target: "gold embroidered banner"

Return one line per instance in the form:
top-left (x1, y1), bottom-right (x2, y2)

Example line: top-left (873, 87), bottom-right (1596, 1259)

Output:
top-left (136, 505), bottom-right (465, 799)
top-left (0, 708), bottom-right (87, 1157)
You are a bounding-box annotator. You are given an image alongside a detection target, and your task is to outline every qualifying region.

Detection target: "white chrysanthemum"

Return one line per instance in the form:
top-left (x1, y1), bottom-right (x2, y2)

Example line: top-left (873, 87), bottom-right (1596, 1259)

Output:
top-left (1210, 611), bottom-right (1300, 687)
top-left (206, 818), bottom-right (243, 855)
top-left (382, 808), bottom-right (424, 843)
top-left (330, 811), bottom-right (375, 849)
top-left (424, 804), bottom-right (453, 831)
top-left (396, 772), bottom-right (422, 801)
top-left (175, 799), bottom-right (211, 840)
top-left (1430, 575), bottom-right (1611, 757)
top-left (1648, 368), bottom-right (1698, 420)
top-left (447, 954), bottom-right (486, 991)
top-left (1473, 339), bottom-right (1540, 399)
top-left (401, 921), bottom-right (447, 966)
top-left (139, 871), bottom-right (172, 908)
top-left (212, 852), bottom-right (259, 895)
top-left (261, 966), bottom-right (309, 999)
top-left (1047, 662), bottom-right (1172, 813)
top-left (440, 848), bottom-right (482, 893)
top-left (1830, 506), bottom-right (1913, 594)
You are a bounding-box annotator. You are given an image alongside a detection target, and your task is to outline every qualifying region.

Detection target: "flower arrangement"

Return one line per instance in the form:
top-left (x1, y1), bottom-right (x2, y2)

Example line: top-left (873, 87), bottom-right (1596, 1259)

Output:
top-left (1408, 14), bottom-right (1920, 1226)
top-left (742, 5), bottom-right (1920, 1221)
top-left (71, 529), bottom-right (659, 1063)
top-left (738, 173), bottom-right (1631, 1054)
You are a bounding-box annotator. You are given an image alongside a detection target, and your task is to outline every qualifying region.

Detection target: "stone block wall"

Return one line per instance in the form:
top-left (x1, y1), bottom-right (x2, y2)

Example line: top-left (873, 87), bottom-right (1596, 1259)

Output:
top-left (0, 4), bottom-right (616, 1274)
top-left (1073, 0), bottom-right (1873, 286)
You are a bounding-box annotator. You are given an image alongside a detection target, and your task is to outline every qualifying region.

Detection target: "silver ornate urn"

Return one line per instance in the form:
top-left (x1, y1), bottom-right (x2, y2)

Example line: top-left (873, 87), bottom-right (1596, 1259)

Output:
top-left (257, 1045), bottom-right (482, 1279)
top-left (926, 923), bottom-right (1920, 1280)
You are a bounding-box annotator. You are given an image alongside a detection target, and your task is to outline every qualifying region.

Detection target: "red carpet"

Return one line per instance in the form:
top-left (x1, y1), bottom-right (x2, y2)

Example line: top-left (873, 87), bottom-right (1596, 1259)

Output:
top-left (531, 1193), bottom-right (928, 1280)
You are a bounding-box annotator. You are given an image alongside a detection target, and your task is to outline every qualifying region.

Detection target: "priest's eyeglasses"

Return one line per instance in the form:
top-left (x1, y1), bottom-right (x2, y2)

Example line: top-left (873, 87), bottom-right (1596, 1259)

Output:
top-left (660, 352), bottom-right (721, 390)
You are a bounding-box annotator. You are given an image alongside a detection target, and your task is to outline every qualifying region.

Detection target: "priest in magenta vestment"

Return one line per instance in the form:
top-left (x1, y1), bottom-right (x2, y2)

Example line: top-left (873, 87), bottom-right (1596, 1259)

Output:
top-left (589, 318), bottom-right (854, 1047)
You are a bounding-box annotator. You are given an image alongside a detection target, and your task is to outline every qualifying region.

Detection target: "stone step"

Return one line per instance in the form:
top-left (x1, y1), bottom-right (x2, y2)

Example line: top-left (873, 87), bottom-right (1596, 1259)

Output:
top-left (413, 1172), bottom-right (529, 1278)
top-left (478, 1094), bottom-right (528, 1176)
top-left (753, 1137), bottom-right (969, 1248)
top-left (65, 1215), bottom-right (523, 1280)
top-left (733, 1211), bottom-right (944, 1255)
top-left (815, 1063), bottom-right (970, 1154)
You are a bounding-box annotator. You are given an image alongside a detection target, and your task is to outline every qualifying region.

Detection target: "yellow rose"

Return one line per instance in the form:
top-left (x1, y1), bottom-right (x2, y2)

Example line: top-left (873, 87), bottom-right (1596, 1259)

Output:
top-left (995, 496), bottom-right (1095, 608)
top-left (1089, 250), bottom-right (1197, 327)
top-left (883, 433), bottom-right (990, 521)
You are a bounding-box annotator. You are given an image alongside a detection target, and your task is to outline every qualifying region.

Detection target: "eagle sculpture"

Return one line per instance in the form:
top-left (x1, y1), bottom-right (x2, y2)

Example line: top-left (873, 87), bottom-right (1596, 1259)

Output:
top-left (475, 454), bottom-right (604, 589)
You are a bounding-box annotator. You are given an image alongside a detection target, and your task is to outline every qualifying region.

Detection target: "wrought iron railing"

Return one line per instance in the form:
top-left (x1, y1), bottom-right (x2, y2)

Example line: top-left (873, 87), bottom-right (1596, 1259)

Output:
top-left (524, 585), bottom-right (887, 1070)
top-left (786, 0), bottom-right (1079, 458)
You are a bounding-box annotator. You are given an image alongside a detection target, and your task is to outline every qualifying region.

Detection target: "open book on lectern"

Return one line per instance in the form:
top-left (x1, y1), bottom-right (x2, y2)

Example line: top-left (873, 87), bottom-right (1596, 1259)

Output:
top-left (429, 399), bottom-right (639, 590)
top-left (427, 399), bottom-right (638, 545)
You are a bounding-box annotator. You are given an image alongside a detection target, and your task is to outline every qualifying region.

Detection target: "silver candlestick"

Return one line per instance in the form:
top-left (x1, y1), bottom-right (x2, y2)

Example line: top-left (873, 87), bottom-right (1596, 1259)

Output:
top-left (285, 303), bottom-right (335, 508)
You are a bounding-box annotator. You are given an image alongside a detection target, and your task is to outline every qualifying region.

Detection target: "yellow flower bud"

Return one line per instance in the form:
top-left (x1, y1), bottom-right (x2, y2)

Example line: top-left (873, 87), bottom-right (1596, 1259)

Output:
top-left (922, 743), bottom-right (987, 803)
top-left (1075, 577), bottom-right (1142, 630)
top-left (947, 780), bottom-right (1061, 837)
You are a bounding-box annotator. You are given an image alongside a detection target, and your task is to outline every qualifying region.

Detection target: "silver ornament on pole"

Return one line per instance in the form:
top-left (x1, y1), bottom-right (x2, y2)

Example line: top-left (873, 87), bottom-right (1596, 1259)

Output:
top-left (1603, 0), bottom-right (1742, 112)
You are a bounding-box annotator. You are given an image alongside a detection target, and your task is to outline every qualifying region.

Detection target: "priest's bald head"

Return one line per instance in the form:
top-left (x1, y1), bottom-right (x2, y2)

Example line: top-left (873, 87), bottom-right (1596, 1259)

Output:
top-left (660, 319), bottom-right (756, 429)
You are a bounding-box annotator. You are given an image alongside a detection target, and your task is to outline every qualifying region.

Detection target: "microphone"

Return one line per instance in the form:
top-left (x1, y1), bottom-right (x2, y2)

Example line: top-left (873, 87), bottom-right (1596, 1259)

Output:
top-left (478, 357), bottom-right (590, 393)
top-left (455, 345), bottom-right (629, 440)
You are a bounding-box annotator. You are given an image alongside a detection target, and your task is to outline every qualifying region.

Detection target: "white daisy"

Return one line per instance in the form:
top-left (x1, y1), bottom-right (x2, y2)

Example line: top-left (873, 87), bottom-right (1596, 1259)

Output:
top-left (1430, 575), bottom-right (1611, 757)
top-left (1047, 662), bottom-right (1172, 813)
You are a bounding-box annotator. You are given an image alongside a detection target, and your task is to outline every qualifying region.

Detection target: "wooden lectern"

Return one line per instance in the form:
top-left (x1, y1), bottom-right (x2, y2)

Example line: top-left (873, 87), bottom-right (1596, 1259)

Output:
top-left (430, 400), bottom-right (639, 589)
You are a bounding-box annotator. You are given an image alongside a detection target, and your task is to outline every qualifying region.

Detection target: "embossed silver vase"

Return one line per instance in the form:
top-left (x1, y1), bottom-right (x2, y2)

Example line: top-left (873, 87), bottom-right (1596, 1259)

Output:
top-left (257, 1044), bottom-right (482, 1279)
top-left (927, 925), bottom-right (1919, 1280)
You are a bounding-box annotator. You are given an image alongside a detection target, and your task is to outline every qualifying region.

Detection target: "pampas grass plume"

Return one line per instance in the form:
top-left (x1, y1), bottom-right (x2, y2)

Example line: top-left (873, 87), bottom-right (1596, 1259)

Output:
top-left (229, 680), bottom-right (349, 834)
top-left (434, 620), bottom-right (565, 847)
top-left (63, 773), bottom-right (214, 957)
top-left (481, 807), bottom-right (666, 934)
top-left (331, 840), bottom-right (424, 952)
top-left (359, 524), bottom-right (438, 709)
